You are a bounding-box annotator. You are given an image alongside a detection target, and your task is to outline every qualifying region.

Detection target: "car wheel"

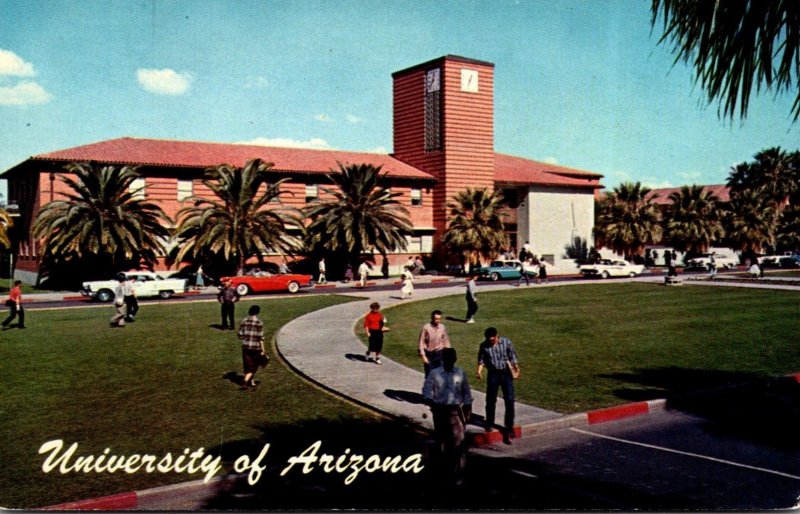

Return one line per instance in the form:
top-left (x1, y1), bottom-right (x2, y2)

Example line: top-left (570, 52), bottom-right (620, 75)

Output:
top-left (287, 281), bottom-right (300, 293)
top-left (236, 284), bottom-right (251, 296)
top-left (490, 272), bottom-right (501, 281)
top-left (601, 270), bottom-right (610, 279)
top-left (96, 289), bottom-right (114, 303)
top-left (158, 290), bottom-right (173, 299)
top-left (629, 271), bottom-right (637, 277)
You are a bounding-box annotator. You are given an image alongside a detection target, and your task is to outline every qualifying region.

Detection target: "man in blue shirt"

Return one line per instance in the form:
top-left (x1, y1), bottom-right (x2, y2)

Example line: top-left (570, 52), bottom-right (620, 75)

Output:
top-left (477, 327), bottom-right (520, 444)
top-left (423, 348), bottom-right (472, 484)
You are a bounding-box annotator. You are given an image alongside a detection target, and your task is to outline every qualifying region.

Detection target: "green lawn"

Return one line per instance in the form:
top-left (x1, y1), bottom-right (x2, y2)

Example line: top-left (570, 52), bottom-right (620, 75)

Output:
top-left (368, 283), bottom-right (799, 413)
top-left (0, 295), bottom-right (392, 509)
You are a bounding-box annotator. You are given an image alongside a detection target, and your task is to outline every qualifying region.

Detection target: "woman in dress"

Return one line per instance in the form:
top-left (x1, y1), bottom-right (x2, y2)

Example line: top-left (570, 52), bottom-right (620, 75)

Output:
top-left (400, 265), bottom-right (414, 299)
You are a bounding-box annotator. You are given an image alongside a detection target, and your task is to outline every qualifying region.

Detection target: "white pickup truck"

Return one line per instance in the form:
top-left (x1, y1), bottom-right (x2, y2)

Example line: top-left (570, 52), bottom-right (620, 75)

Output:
top-left (81, 271), bottom-right (187, 302)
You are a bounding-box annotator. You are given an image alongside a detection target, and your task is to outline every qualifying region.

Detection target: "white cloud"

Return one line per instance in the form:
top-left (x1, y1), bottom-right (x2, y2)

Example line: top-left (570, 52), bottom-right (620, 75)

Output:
top-left (314, 113), bottom-right (334, 123)
top-left (640, 178), bottom-right (674, 189)
top-left (346, 114), bottom-right (364, 124)
top-left (237, 137), bottom-right (333, 150)
top-left (245, 76), bottom-right (269, 89)
top-left (0, 49), bottom-right (35, 77)
top-left (0, 81), bottom-right (52, 105)
top-left (136, 68), bottom-right (191, 95)
top-left (543, 156), bottom-right (559, 165)
top-left (364, 146), bottom-right (388, 154)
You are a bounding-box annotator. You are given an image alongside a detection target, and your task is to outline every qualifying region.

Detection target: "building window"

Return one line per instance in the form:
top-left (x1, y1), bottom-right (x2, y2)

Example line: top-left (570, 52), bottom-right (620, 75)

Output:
top-left (407, 236), bottom-right (422, 253)
top-left (177, 179), bottom-right (193, 201)
top-left (130, 177), bottom-right (146, 200)
top-left (424, 68), bottom-right (442, 152)
top-left (305, 184), bottom-right (318, 202)
top-left (410, 188), bottom-right (422, 206)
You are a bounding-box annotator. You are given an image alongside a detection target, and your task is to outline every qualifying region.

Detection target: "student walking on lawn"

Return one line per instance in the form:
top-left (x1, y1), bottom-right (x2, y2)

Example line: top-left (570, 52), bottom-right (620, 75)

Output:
top-left (418, 310), bottom-right (451, 377)
top-left (238, 304), bottom-right (268, 390)
top-left (2, 280), bottom-right (25, 329)
top-left (109, 276), bottom-right (127, 328)
top-left (465, 275), bottom-right (478, 323)
top-left (217, 278), bottom-right (240, 330)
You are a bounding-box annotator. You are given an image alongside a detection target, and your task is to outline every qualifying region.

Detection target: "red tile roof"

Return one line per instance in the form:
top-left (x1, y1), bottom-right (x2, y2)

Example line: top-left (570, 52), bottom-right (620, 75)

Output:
top-left (494, 153), bottom-right (603, 189)
top-left (18, 137), bottom-right (606, 189)
top-left (29, 137), bottom-right (437, 181)
top-left (646, 184), bottom-right (730, 204)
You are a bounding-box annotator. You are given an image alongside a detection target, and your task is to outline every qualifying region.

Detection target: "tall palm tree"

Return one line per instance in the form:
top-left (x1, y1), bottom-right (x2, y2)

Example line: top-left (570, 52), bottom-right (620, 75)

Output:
top-left (170, 159), bottom-right (302, 275)
top-left (723, 188), bottom-right (777, 254)
top-left (594, 182), bottom-right (662, 259)
top-left (32, 163), bottom-right (171, 279)
top-left (727, 148), bottom-right (800, 209)
top-left (652, 0), bottom-right (800, 121)
top-left (664, 185), bottom-right (725, 254)
top-left (442, 188), bottom-right (508, 268)
top-left (0, 209), bottom-right (12, 249)
top-left (304, 163), bottom-right (413, 272)
top-left (776, 205), bottom-right (800, 253)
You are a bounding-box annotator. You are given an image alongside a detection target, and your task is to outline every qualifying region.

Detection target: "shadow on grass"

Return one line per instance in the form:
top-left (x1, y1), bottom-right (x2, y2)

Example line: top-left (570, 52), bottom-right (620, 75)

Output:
top-left (600, 367), bottom-right (800, 448)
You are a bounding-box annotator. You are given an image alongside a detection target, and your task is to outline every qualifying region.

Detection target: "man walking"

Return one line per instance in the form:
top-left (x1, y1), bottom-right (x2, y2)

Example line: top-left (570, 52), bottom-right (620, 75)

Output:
top-left (422, 348), bottom-right (473, 485)
top-left (109, 275), bottom-right (127, 328)
top-left (317, 258), bottom-right (327, 284)
top-left (123, 275), bottom-right (138, 322)
top-left (418, 310), bottom-right (451, 376)
top-left (465, 275), bottom-right (478, 323)
top-left (358, 261), bottom-right (370, 288)
top-left (217, 278), bottom-right (240, 330)
top-left (477, 327), bottom-right (521, 444)
top-left (2, 280), bottom-right (25, 329)
top-left (238, 304), bottom-right (267, 390)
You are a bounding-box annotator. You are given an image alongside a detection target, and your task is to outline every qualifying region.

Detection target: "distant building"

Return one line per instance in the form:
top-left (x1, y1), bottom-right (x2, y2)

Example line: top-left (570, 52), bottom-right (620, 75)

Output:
top-left (2, 55), bottom-right (603, 283)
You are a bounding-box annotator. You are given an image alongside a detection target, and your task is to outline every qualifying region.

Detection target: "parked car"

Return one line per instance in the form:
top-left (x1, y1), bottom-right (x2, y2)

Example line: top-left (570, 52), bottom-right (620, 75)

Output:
top-left (476, 259), bottom-right (523, 281)
top-left (221, 273), bottom-right (313, 295)
top-left (759, 252), bottom-right (794, 267)
top-left (779, 254), bottom-right (800, 268)
top-left (685, 253), bottom-right (739, 269)
top-left (579, 259), bottom-right (645, 279)
top-left (81, 271), bottom-right (188, 302)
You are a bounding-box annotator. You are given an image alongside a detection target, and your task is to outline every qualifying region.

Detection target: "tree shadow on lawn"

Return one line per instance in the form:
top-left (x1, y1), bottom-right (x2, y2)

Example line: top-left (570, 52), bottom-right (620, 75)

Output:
top-left (198, 416), bottom-right (528, 510)
top-left (600, 367), bottom-right (800, 449)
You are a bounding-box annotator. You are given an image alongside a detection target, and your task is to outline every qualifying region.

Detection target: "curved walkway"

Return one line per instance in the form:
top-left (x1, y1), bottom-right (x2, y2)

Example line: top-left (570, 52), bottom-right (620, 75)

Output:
top-left (275, 274), bottom-right (800, 435)
top-left (276, 280), bottom-right (569, 434)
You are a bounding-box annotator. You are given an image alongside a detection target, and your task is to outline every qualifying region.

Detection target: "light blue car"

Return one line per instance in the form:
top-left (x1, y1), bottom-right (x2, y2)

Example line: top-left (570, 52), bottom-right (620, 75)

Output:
top-left (477, 260), bottom-right (524, 281)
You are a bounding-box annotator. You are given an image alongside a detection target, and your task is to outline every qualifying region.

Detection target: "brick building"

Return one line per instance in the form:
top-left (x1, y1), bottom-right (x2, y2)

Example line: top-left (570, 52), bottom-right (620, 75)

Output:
top-left (2, 55), bottom-right (603, 283)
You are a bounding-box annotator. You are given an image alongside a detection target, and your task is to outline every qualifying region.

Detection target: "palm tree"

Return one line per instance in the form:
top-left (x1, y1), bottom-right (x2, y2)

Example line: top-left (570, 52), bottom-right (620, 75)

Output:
top-left (170, 159), bottom-right (302, 275)
top-left (776, 205), bottom-right (800, 253)
top-left (304, 163), bottom-right (413, 273)
top-left (651, 0), bottom-right (800, 121)
top-left (32, 163), bottom-right (171, 279)
top-left (594, 182), bottom-right (662, 259)
top-left (664, 185), bottom-right (725, 254)
top-left (0, 209), bottom-right (12, 249)
top-left (727, 148), bottom-right (800, 209)
top-left (442, 188), bottom-right (508, 269)
top-left (723, 188), bottom-right (777, 254)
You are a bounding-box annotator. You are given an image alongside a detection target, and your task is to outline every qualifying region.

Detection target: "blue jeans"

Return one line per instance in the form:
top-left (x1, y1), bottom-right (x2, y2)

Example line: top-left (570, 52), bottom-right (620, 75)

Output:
top-left (485, 369), bottom-right (514, 431)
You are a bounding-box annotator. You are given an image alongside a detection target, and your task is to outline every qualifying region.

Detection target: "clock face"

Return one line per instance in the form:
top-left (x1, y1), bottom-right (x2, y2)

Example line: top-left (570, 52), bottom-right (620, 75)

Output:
top-left (426, 68), bottom-right (440, 93)
top-left (461, 68), bottom-right (479, 92)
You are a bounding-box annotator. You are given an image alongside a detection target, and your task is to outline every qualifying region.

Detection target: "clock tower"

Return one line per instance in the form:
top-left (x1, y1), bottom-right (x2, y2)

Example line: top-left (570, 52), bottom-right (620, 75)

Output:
top-left (392, 55), bottom-right (495, 250)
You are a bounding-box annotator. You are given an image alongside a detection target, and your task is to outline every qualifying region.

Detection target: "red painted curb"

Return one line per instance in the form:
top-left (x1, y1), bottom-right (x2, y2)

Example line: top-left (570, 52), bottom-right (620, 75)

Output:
top-left (313, 284), bottom-right (337, 289)
top-left (430, 278), bottom-right (450, 283)
top-left (469, 426), bottom-right (521, 446)
top-left (587, 402), bottom-right (649, 424)
top-left (62, 296), bottom-right (87, 301)
top-left (42, 491), bottom-right (137, 511)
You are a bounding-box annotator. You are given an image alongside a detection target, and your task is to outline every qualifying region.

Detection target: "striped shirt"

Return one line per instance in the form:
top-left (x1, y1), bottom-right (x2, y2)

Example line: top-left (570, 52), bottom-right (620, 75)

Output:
top-left (477, 336), bottom-right (518, 370)
top-left (238, 316), bottom-right (264, 350)
top-left (422, 366), bottom-right (473, 406)
top-left (418, 322), bottom-right (450, 355)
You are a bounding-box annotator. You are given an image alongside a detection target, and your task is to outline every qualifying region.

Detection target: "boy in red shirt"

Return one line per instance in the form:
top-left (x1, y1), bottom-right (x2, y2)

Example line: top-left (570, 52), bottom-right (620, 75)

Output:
top-left (2, 280), bottom-right (24, 329)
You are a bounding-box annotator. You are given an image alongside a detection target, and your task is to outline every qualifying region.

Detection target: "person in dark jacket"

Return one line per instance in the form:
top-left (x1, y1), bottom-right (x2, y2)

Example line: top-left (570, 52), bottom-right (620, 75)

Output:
top-left (217, 278), bottom-right (240, 330)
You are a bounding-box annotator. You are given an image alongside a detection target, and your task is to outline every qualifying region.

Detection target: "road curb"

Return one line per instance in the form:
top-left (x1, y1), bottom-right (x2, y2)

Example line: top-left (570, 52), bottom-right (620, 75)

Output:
top-left (469, 399), bottom-right (668, 446)
top-left (40, 475), bottom-right (238, 510)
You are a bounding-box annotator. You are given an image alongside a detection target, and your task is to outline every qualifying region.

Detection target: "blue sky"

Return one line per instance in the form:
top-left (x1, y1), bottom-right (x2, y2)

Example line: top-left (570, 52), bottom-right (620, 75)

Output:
top-left (1, 0), bottom-right (797, 202)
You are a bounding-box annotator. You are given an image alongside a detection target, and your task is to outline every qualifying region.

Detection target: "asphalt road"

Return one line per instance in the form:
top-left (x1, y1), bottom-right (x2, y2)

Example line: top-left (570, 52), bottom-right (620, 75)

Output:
top-left (471, 387), bottom-right (800, 510)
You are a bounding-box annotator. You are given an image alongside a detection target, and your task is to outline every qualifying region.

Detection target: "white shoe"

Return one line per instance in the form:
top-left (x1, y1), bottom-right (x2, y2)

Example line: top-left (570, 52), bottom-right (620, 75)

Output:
top-left (466, 318), bottom-right (475, 324)
top-left (375, 358), bottom-right (382, 365)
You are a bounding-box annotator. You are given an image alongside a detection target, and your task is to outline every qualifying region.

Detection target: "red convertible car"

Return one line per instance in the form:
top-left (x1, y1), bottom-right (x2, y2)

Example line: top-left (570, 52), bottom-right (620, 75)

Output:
top-left (221, 273), bottom-right (313, 295)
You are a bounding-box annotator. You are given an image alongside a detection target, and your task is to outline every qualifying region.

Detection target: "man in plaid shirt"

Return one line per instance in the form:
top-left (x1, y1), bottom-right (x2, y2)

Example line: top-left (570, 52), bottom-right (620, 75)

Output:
top-left (238, 304), bottom-right (266, 390)
top-left (477, 326), bottom-right (521, 444)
